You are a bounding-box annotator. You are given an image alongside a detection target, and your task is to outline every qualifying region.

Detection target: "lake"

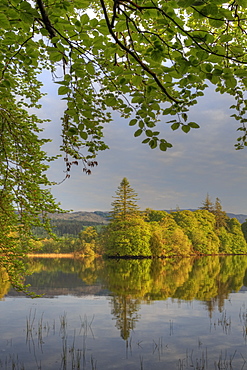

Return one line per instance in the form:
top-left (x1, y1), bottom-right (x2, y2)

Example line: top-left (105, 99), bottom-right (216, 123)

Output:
top-left (1, 255), bottom-right (247, 369)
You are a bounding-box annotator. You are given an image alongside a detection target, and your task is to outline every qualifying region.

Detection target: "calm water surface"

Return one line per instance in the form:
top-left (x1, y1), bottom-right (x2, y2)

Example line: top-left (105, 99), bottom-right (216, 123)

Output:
top-left (1, 256), bottom-right (247, 369)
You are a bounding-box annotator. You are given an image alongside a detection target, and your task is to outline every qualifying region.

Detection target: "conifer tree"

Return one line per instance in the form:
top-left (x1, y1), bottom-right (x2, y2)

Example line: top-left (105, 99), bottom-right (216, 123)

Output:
top-left (110, 178), bottom-right (140, 221)
top-left (200, 194), bottom-right (214, 212)
top-left (213, 197), bottom-right (228, 229)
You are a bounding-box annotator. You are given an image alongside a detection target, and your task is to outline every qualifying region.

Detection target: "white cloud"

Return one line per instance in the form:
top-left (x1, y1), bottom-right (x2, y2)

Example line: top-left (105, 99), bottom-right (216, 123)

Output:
top-left (35, 78), bottom-right (247, 214)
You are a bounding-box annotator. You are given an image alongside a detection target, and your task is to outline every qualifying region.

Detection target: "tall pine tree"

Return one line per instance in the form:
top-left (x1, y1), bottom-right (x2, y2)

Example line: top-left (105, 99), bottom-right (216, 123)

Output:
top-left (213, 197), bottom-right (228, 229)
top-left (200, 193), bottom-right (214, 212)
top-left (110, 178), bottom-right (140, 221)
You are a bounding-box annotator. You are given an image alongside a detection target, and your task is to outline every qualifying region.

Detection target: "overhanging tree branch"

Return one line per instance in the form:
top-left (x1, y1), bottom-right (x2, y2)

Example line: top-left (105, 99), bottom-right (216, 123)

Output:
top-left (99, 0), bottom-right (181, 104)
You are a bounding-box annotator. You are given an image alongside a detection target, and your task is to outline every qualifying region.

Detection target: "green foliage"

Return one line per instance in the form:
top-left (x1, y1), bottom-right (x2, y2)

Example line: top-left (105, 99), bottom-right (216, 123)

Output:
top-left (33, 220), bottom-right (104, 237)
top-left (217, 227), bottom-right (233, 254)
top-left (145, 209), bottom-right (169, 222)
top-left (172, 210), bottom-right (220, 254)
top-left (105, 179), bottom-right (150, 256)
top-left (0, 101), bottom-right (62, 291)
top-left (213, 197), bottom-right (229, 229)
top-left (110, 178), bottom-right (140, 221)
top-left (241, 220), bottom-right (247, 241)
top-left (200, 195), bottom-right (229, 229)
top-left (149, 213), bottom-right (192, 256)
top-left (79, 226), bottom-right (98, 243)
top-left (78, 226), bottom-right (101, 256)
top-left (103, 217), bottom-right (152, 257)
top-left (39, 237), bottom-right (81, 254)
top-left (226, 218), bottom-right (247, 253)
top-left (104, 183), bottom-right (247, 257)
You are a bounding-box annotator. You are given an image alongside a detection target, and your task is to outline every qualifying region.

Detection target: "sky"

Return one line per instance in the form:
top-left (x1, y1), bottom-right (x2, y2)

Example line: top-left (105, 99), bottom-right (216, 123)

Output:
top-left (38, 71), bottom-right (247, 214)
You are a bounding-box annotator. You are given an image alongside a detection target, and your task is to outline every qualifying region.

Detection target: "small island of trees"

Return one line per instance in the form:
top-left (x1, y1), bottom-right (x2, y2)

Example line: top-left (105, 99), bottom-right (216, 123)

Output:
top-left (32, 178), bottom-right (247, 258)
top-left (101, 178), bottom-right (247, 257)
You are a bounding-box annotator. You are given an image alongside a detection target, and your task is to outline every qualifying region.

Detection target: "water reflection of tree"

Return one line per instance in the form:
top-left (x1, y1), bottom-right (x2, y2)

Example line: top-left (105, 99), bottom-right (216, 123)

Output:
top-left (175, 256), bottom-right (247, 315)
top-left (26, 257), bottom-right (104, 287)
top-left (0, 268), bottom-right (11, 299)
top-left (4, 255), bottom-right (247, 330)
top-left (102, 258), bottom-right (195, 339)
top-left (103, 256), bottom-right (247, 338)
top-left (110, 295), bottom-right (141, 340)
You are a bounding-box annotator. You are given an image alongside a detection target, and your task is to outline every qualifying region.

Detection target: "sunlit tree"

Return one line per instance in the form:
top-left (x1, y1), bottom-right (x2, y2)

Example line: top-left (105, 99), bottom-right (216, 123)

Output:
top-left (213, 197), bottom-right (228, 229)
top-left (110, 178), bottom-right (140, 221)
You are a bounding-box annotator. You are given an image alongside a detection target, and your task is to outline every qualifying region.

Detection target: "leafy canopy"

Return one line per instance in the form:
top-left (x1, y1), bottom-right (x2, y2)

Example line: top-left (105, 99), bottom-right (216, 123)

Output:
top-left (1, 0), bottom-right (247, 159)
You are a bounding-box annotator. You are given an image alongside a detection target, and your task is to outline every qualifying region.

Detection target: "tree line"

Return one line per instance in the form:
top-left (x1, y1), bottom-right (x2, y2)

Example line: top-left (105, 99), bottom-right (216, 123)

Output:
top-left (33, 178), bottom-right (247, 257)
top-left (33, 220), bottom-right (104, 237)
top-left (101, 178), bottom-right (247, 257)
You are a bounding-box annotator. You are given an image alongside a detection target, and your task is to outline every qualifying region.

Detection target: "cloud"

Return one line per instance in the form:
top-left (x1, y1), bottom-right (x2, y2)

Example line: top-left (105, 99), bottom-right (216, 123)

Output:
top-left (36, 78), bottom-right (247, 214)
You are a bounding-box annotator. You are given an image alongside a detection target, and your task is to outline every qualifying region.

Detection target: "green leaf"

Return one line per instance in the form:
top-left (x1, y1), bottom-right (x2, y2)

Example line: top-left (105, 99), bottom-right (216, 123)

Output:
top-left (85, 63), bottom-right (95, 75)
top-left (219, 35), bottom-right (232, 43)
top-left (51, 36), bottom-right (60, 44)
top-left (80, 13), bottom-right (89, 24)
top-left (134, 129), bottom-right (142, 137)
top-left (146, 130), bottom-right (153, 137)
top-left (225, 76), bottom-right (237, 89)
top-left (49, 51), bottom-right (64, 62)
top-left (79, 131), bottom-right (88, 140)
top-left (67, 127), bottom-right (78, 135)
top-left (159, 142), bottom-right (167, 151)
top-left (149, 139), bottom-right (157, 149)
top-left (58, 86), bottom-right (70, 95)
top-left (212, 68), bottom-right (223, 76)
top-left (163, 108), bottom-right (172, 115)
top-left (132, 75), bottom-right (143, 86)
top-left (171, 122), bottom-right (180, 130)
top-left (115, 20), bottom-right (127, 32)
top-left (132, 96), bottom-right (144, 104)
top-left (129, 119), bottom-right (137, 126)
top-left (20, 1), bottom-right (33, 10)
top-left (181, 113), bottom-right (188, 122)
top-left (139, 120), bottom-right (144, 129)
top-left (182, 125), bottom-right (191, 133)
top-left (142, 138), bottom-right (150, 144)
top-left (209, 18), bottom-right (224, 27)
top-left (90, 18), bottom-right (98, 27)
top-left (40, 28), bottom-right (49, 36)
top-left (235, 69), bottom-right (247, 78)
top-left (151, 102), bottom-right (160, 111)
top-left (105, 96), bottom-right (118, 107)
top-left (188, 122), bottom-right (200, 129)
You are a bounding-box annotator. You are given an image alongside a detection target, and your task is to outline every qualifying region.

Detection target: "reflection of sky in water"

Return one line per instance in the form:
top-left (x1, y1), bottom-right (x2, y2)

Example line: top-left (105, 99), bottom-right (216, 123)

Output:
top-left (1, 293), bottom-right (247, 369)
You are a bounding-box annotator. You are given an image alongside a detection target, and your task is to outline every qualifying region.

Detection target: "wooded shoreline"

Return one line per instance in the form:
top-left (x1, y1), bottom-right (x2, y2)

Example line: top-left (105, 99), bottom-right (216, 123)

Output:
top-left (27, 252), bottom-right (247, 259)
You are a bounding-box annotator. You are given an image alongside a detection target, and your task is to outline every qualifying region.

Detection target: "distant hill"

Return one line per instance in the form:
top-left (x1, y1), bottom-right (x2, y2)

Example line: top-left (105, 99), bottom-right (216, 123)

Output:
top-left (49, 210), bottom-right (247, 224)
top-left (48, 211), bottom-right (109, 224)
top-left (32, 211), bottom-right (110, 237)
top-left (226, 213), bottom-right (247, 224)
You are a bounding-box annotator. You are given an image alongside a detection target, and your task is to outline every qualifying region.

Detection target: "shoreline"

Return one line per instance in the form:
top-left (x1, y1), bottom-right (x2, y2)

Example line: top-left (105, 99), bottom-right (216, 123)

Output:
top-left (27, 253), bottom-right (247, 259)
top-left (27, 253), bottom-right (75, 258)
